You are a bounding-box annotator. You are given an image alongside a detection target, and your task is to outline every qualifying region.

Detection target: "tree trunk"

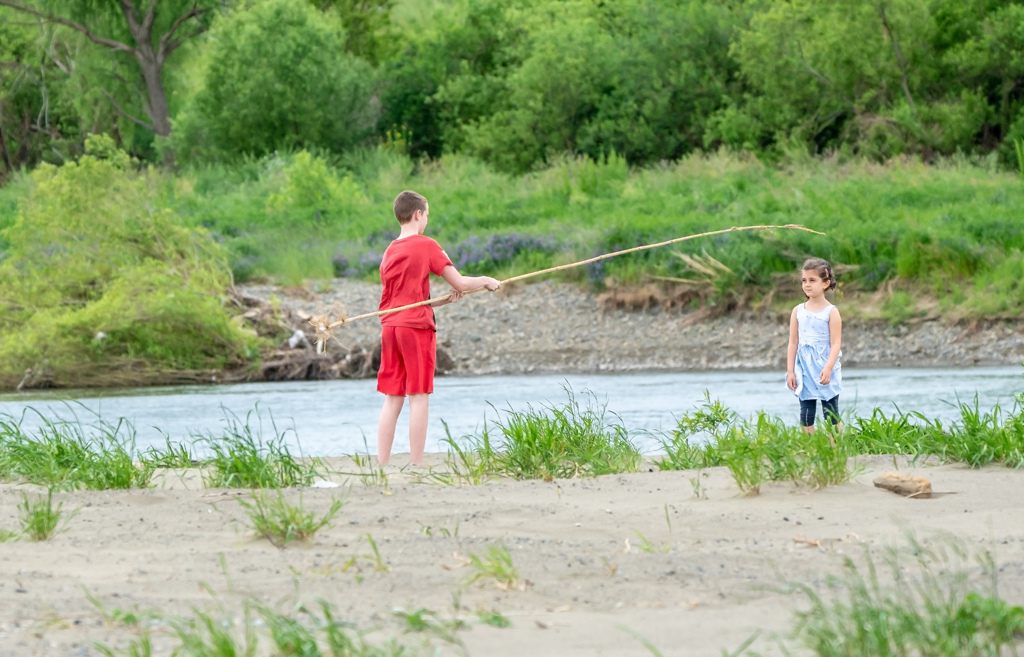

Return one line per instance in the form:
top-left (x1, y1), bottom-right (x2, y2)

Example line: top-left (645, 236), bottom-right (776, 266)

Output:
top-left (0, 1), bottom-right (207, 142)
top-left (136, 52), bottom-right (172, 137)
top-left (0, 100), bottom-right (14, 175)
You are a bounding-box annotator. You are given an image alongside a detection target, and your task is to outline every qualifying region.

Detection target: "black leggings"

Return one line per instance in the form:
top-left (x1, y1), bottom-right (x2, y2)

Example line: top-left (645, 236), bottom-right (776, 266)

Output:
top-left (800, 396), bottom-right (840, 427)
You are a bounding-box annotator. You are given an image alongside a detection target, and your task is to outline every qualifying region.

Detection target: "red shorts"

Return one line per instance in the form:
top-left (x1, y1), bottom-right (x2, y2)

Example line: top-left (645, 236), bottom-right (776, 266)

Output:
top-left (377, 326), bottom-right (436, 396)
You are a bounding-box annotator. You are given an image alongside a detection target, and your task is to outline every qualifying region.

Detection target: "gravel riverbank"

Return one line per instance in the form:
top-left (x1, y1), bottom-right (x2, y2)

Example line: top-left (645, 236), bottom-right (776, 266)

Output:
top-left (239, 279), bottom-right (1024, 377)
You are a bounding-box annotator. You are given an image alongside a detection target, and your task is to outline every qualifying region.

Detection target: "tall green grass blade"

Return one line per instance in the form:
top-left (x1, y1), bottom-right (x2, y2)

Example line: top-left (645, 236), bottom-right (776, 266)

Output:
top-left (0, 405), bottom-right (155, 490)
top-left (445, 387), bottom-right (641, 481)
top-left (787, 536), bottom-right (1024, 657)
top-left (238, 490), bottom-right (344, 547)
top-left (18, 490), bottom-right (76, 541)
top-left (199, 406), bottom-right (319, 489)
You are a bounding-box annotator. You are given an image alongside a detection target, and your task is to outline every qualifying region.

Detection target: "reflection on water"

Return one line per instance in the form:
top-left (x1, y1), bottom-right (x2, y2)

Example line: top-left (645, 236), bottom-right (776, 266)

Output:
top-left (1, 367), bottom-right (1021, 455)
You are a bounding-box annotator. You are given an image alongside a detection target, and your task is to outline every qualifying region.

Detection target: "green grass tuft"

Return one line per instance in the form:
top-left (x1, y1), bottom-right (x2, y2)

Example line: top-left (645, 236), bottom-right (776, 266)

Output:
top-left (476, 609), bottom-right (512, 628)
top-left (656, 392), bottom-right (733, 471)
top-left (848, 396), bottom-right (1024, 468)
top-left (787, 536), bottom-right (1024, 657)
top-left (447, 388), bottom-right (641, 481)
top-left (657, 399), bottom-right (855, 494)
top-left (199, 407), bottom-right (320, 489)
top-left (143, 435), bottom-right (199, 469)
top-left (0, 408), bottom-right (156, 490)
top-left (94, 597), bottom-right (434, 656)
top-left (238, 490), bottom-right (344, 547)
top-left (659, 391), bottom-right (1024, 496)
top-left (18, 490), bottom-right (76, 541)
top-left (465, 542), bottom-right (521, 591)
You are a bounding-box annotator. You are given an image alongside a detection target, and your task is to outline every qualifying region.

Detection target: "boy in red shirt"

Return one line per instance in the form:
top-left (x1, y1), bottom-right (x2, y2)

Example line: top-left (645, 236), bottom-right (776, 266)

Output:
top-left (376, 190), bottom-right (500, 466)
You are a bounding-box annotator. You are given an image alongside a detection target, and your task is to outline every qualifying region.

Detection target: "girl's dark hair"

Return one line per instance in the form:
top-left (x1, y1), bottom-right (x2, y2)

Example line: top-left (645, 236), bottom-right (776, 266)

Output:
top-left (802, 258), bottom-right (837, 292)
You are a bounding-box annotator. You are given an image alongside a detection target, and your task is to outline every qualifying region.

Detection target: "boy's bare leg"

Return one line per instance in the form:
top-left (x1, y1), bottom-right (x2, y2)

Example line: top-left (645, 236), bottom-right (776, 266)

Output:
top-left (408, 393), bottom-right (430, 466)
top-left (802, 425), bottom-right (815, 434)
top-left (377, 394), bottom-right (405, 466)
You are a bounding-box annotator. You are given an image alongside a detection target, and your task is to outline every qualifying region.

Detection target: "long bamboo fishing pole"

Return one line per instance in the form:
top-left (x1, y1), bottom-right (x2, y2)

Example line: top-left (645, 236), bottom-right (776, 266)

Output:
top-left (310, 223), bottom-right (823, 351)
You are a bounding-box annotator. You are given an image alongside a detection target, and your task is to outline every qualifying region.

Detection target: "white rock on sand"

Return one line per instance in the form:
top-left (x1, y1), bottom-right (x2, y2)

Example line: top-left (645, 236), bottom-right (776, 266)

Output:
top-left (1, 455), bottom-right (1023, 656)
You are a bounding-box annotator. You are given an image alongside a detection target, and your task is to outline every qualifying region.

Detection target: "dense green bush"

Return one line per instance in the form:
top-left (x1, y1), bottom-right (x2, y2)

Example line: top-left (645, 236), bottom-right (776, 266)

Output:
top-left (385, 0), bottom-right (739, 172)
top-left (172, 0), bottom-right (377, 162)
top-left (0, 136), bottom-right (258, 387)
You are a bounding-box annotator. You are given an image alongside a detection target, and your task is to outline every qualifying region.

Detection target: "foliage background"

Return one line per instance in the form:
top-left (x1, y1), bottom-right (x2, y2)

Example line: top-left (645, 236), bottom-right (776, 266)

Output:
top-left (0, 0), bottom-right (1022, 384)
top-left (4, 0), bottom-right (1024, 171)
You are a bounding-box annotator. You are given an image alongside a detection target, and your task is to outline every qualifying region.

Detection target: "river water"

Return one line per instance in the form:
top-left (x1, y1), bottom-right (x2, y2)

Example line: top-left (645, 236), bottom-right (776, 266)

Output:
top-left (1, 367), bottom-right (1021, 456)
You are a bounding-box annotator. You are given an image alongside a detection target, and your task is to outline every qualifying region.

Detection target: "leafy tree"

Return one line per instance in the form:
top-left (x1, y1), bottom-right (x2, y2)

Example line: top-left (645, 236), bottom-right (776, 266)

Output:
top-left (719, 0), bottom-right (1024, 161)
top-left (429, 0), bottom-right (739, 172)
top-left (570, 0), bottom-right (740, 165)
top-left (456, 10), bottom-right (619, 172)
top-left (313, 0), bottom-right (396, 64)
top-left (377, 0), bottom-right (526, 159)
top-left (0, 17), bottom-right (90, 172)
top-left (0, 0), bottom-right (218, 138)
top-left (942, 1), bottom-right (1024, 161)
top-left (173, 0), bottom-right (376, 161)
top-left (724, 0), bottom-right (939, 156)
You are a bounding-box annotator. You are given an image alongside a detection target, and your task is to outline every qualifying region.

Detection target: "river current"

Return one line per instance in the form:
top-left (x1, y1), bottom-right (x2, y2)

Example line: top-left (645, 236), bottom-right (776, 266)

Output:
top-left (1, 367), bottom-right (1021, 456)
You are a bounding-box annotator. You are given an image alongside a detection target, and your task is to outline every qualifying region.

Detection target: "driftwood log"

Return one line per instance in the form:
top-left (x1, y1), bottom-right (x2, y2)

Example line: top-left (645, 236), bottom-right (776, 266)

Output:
top-left (260, 342), bottom-right (378, 381)
top-left (229, 289), bottom-right (461, 382)
top-left (259, 339), bottom-right (456, 382)
top-left (872, 472), bottom-right (932, 499)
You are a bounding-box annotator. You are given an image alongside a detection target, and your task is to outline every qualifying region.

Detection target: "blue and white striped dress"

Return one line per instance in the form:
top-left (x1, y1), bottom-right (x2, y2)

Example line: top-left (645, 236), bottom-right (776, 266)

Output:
top-left (793, 303), bottom-right (842, 401)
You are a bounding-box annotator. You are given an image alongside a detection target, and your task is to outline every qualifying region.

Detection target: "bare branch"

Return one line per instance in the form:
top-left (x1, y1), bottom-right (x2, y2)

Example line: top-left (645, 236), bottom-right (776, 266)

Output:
top-left (0, 1), bottom-right (137, 55)
top-left (118, 0), bottom-right (143, 39)
top-left (46, 30), bottom-right (74, 76)
top-left (101, 88), bottom-right (155, 132)
top-left (878, 4), bottom-right (918, 115)
top-left (158, 5), bottom-right (207, 62)
top-left (142, 0), bottom-right (162, 37)
top-left (795, 39), bottom-right (856, 109)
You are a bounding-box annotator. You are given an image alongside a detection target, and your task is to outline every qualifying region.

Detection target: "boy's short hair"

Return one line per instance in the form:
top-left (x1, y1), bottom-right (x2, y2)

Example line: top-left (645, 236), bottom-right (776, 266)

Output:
top-left (394, 190), bottom-right (428, 224)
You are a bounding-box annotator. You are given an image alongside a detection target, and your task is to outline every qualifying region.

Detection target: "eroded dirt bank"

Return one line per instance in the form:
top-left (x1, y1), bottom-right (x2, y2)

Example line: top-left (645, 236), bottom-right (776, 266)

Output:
top-left (240, 279), bottom-right (1024, 381)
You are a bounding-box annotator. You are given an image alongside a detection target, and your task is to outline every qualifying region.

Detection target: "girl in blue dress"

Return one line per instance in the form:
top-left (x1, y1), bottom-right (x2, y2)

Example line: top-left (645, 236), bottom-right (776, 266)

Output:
top-left (786, 258), bottom-right (843, 433)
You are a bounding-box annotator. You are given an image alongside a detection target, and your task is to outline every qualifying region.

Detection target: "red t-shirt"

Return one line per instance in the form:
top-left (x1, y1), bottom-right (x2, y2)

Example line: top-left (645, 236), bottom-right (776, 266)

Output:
top-left (379, 235), bottom-right (453, 330)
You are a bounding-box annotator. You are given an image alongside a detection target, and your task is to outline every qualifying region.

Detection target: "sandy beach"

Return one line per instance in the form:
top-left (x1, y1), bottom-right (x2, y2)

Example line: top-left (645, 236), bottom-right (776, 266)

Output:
top-left (2, 455), bottom-right (1022, 656)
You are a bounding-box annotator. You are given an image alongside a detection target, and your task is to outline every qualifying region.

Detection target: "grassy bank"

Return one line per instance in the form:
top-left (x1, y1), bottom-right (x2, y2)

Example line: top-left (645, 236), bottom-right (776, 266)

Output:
top-left (149, 150), bottom-right (1024, 320)
top-left (142, 151), bottom-right (1024, 322)
top-left (4, 150), bottom-right (1024, 321)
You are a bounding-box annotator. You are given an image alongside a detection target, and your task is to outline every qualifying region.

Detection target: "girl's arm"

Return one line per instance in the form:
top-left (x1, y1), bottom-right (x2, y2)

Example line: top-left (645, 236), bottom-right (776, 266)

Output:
top-left (786, 307), bottom-right (799, 390)
top-left (819, 307), bottom-right (843, 384)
